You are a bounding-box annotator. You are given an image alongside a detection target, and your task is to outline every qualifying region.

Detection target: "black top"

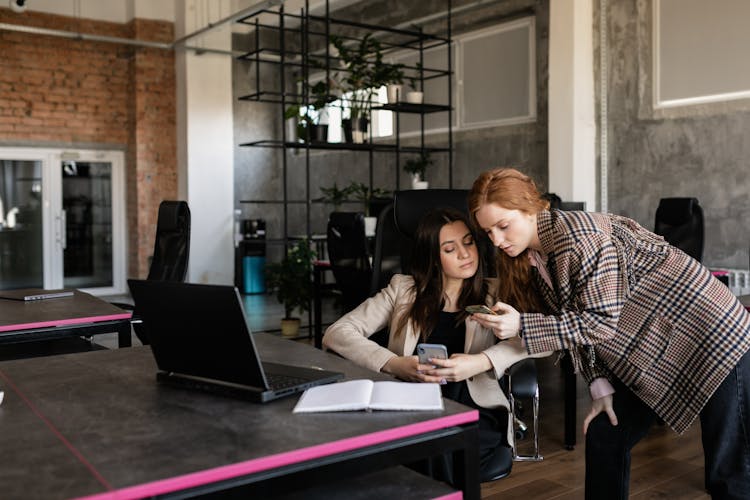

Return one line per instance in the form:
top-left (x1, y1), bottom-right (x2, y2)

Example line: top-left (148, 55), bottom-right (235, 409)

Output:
top-left (428, 310), bottom-right (465, 356)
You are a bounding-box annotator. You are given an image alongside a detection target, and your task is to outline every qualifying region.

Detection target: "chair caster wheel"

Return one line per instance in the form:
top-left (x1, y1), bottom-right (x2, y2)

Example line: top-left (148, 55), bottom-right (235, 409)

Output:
top-left (515, 429), bottom-right (527, 441)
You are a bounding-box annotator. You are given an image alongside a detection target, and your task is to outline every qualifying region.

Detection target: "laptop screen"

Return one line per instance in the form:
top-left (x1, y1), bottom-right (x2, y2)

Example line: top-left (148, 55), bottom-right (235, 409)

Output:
top-left (127, 280), bottom-right (269, 390)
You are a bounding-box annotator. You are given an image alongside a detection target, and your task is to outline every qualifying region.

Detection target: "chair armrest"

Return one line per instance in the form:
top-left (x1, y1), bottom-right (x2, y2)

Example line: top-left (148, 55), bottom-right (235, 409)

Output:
top-left (507, 359), bottom-right (538, 399)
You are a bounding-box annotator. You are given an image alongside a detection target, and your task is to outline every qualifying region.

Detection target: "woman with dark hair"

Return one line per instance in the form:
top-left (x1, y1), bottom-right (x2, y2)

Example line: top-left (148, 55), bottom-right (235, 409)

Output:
top-left (468, 167), bottom-right (750, 499)
top-left (323, 207), bottom-right (548, 483)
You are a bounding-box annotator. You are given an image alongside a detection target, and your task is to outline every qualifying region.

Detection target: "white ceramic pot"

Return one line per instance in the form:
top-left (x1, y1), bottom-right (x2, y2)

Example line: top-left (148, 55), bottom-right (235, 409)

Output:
top-left (406, 91), bottom-right (423, 104)
top-left (386, 84), bottom-right (403, 103)
top-left (364, 216), bottom-right (377, 237)
top-left (411, 180), bottom-right (429, 190)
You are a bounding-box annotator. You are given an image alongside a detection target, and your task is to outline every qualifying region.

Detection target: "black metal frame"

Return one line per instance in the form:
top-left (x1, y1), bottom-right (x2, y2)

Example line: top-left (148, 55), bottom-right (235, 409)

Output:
top-left (159, 424), bottom-right (480, 499)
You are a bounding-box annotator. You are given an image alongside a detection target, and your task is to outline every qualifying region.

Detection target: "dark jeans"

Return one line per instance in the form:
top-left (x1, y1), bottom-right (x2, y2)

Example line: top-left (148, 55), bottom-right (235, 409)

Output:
top-left (585, 348), bottom-right (750, 500)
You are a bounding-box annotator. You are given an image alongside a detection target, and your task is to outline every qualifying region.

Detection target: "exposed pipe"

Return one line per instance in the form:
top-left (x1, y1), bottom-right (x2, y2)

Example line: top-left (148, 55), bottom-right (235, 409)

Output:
top-left (0, 0), bottom-right (281, 52)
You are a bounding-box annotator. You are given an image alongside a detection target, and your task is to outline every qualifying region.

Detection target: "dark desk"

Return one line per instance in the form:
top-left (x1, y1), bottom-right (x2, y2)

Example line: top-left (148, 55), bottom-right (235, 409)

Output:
top-left (0, 333), bottom-right (479, 499)
top-left (0, 290), bottom-right (132, 348)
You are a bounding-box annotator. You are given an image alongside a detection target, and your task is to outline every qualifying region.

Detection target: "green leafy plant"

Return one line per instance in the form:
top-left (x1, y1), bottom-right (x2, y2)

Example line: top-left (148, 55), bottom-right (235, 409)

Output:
top-left (402, 150), bottom-right (434, 180)
top-left (330, 33), bottom-right (384, 120)
top-left (348, 182), bottom-right (391, 216)
top-left (407, 62), bottom-right (423, 91)
top-left (265, 240), bottom-right (316, 319)
top-left (285, 80), bottom-right (331, 142)
top-left (315, 182), bottom-right (353, 211)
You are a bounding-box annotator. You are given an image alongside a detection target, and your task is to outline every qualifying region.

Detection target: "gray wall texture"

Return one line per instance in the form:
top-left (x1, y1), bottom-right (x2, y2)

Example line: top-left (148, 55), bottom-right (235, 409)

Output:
top-left (603, 0), bottom-right (750, 269)
top-left (233, 0), bottom-right (749, 270)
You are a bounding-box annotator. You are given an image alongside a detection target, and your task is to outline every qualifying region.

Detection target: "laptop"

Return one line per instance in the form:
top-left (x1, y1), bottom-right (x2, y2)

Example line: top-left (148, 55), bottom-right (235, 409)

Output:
top-left (127, 279), bottom-right (344, 403)
top-left (0, 288), bottom-right (74, 301)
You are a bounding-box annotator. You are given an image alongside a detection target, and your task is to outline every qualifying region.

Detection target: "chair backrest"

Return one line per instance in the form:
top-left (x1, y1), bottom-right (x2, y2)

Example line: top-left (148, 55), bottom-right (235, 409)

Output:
top-left (369, 204), bottom-right (403, 295)
top-left (654, 197), bottom-right (704, 262)
top-left (147, 201), bottom-right (191, 281)
top-left (326, 212), bottom-right (372, 312)
top-left (558, 201), bottom-right (586, 211)
top-left (393, 189), bottom-right (471, 274)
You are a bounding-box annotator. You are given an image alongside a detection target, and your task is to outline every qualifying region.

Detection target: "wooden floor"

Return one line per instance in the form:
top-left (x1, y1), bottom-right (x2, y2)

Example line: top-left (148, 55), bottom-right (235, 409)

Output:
top-left (482, 356), bottom-right (710, 499)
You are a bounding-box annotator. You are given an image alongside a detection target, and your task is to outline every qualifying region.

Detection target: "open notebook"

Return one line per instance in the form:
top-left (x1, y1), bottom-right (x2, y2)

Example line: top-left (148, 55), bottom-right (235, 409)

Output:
top-left (128, 279), bottom-right (343, 403)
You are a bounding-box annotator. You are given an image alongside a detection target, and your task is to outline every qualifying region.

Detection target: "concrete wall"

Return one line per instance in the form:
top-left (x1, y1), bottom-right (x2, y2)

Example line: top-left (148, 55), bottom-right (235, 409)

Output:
top-left (232, 0), bottom-right (549, 262)
top-left (603, 0), bottom-right (750, 268)
top-left (233, 0), bottom-right (749, 270)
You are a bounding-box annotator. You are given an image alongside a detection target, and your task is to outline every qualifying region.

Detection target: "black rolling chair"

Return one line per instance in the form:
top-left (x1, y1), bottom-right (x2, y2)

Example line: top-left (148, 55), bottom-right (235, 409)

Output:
top-left (326, 212), bottom-right (373, 313)
top-left (654, 197), bottom-right (704, 262)
top-left (117, 200), bottom-right (191, 345)
top-left (391, 189), bottom-right (542, 462)
top-left (369, 204), bottom-right (402, 296)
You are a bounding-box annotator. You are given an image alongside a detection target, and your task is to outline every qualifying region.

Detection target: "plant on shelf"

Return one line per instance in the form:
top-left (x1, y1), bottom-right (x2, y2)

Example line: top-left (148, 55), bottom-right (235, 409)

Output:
top-left (330, 33), bottom-right (393, 142)
top-left (285, 80), bottom-right (330, 143)
top-left (315, 182), bottom-right (353, 211)
top-left (406, 62), bottom-right (424, 104)
top-left (403, 151), bottom-right (433, 189)
top-left (265, 240), bottom-right (316, 336)
top-left (348, 182), bottom-right (391, 217)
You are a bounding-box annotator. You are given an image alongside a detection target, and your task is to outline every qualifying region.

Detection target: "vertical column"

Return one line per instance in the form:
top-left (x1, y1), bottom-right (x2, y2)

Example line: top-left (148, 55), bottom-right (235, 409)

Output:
top-left (175, 0), bottom-right (234, 284)
top-left (548, 0), bottom-right (596, 210)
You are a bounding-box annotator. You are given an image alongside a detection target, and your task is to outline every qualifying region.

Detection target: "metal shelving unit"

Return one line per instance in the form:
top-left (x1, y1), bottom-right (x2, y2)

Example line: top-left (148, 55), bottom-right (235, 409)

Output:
top-left (236, 0), bottom-right (453, 245)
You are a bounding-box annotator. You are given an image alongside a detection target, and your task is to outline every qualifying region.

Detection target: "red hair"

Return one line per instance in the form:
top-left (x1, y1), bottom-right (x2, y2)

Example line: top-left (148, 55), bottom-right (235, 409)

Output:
top-left (468, 168), bottom-right (550, 313)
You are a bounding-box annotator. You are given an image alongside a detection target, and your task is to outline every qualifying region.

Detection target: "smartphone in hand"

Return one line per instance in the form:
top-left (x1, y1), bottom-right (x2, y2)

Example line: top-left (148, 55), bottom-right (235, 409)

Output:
top-left (465, 304), bottom-right (496, 315)
top-left (417, 343), bottom-right (448, 365)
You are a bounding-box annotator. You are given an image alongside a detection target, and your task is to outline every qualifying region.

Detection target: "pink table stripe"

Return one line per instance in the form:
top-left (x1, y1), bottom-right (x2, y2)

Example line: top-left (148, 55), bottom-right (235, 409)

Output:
top-left (0, 312), bottom-right (132, 333)
top-left (433, 493), bottom-right (463, 500)
top-left (75, 409), bottom-right (479, 500)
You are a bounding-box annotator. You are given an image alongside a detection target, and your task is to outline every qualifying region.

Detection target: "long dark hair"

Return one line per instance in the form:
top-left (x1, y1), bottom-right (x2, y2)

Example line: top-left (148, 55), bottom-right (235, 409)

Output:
top-left (468, 167), bottom-right (549, 313)
top-left (394, 207), bottom-right (487, 341)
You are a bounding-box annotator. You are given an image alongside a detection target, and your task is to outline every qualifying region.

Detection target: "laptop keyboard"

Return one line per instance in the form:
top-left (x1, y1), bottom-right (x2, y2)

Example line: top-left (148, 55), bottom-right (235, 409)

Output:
top-left (266, 372), bottom-right (309, 390)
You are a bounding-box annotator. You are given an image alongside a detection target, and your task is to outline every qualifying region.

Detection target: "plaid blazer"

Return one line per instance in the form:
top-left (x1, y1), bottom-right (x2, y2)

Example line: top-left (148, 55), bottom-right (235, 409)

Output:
top-left (520, 210), bottom-right (750, 433)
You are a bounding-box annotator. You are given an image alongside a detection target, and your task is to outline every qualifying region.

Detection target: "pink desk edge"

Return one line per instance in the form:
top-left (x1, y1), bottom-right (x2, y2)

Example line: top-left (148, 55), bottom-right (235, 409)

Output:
top-left (75, 409), bottom-right (479, 500)
top-left (0, 312), bottom-right (132, 333)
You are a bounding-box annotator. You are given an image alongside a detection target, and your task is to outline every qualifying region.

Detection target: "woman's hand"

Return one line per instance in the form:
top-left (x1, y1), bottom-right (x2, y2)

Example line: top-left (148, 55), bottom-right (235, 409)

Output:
top-left (582, 394), bottom-right (618, 435)
top-left (382, 355), bottom-right (447, 383)
top-left (422, 353), bottom-right (492, 383)
top-left (470, 301), bottom-right (521, 340)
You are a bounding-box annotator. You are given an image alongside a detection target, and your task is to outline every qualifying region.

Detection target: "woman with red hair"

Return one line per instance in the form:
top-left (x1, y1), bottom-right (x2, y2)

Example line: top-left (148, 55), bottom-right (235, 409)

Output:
top-left (468, 167), bottom-right (750, 500)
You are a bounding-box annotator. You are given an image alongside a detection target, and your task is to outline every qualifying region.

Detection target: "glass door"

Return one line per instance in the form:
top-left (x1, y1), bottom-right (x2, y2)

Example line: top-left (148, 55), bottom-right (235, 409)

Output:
top-left (0, 158), bottom-right (44, 289)
top-left (0, 148), bottom-right (126, 295)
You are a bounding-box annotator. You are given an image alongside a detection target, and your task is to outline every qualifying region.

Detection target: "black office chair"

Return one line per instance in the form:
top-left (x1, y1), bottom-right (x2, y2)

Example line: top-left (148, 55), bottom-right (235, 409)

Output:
top-left (654, 197), bottom-right (704, 262)
top-left (392, 189), bottom-right (542, 463)
top-left (326, 212), bottom-right (373, 314)
top-left (369, 204), bottom-right (403, 296)
top-left (115, 200), bottom-right (191, 345)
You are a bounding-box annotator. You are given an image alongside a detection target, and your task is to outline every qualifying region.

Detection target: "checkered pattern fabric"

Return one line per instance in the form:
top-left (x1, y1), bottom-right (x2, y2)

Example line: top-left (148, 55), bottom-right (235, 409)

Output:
top-left (520, 210), bottom-right (750, 433)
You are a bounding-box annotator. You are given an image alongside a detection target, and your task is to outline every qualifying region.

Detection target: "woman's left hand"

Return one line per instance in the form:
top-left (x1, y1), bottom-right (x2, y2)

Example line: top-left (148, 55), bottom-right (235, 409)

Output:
top-left (470, 301), bottom-right (521, 340)
top-left (583, 394), bottom-right (618, 435)
top-left (423, 353), bottom-right (492, 383)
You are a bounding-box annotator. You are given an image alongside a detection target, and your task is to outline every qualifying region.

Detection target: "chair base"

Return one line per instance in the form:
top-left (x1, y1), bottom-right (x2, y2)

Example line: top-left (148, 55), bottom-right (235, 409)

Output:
top-left (509, 375), bottom-right (544, 462)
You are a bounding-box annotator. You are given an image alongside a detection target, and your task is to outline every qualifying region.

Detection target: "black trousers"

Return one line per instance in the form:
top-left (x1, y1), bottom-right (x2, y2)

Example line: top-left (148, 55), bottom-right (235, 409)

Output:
top-left (585, 349), bottom-right (750, 500)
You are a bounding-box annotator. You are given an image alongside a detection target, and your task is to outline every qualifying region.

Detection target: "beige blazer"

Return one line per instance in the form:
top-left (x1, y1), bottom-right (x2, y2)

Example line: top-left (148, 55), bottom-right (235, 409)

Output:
top-left (323, 274), bottom-right (549, 413)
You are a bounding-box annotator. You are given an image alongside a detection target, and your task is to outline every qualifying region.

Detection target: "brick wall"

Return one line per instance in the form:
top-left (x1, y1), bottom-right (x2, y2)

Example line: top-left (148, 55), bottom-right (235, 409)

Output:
top-left (0, 8), bottom-right (176, 279)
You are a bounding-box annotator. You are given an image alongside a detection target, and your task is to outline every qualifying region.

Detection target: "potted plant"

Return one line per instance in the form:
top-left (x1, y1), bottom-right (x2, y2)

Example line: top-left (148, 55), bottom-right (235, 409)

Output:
top-left (315, 182), bottom-right (353, 211)
top-left (285, 81), bottom-right (331, 143)
top-left (348, 182), bottom-right (391, 235)
top-left (330, 34), bottom-right (385, 143)
top-left (403, 151), bottom-right (433, 189)
top-left (265, 240), bottom-right (316, 336)
top-left (372, 57), bottom-right (405, 103)
top-left (406, 62), bottom-right (424, 104)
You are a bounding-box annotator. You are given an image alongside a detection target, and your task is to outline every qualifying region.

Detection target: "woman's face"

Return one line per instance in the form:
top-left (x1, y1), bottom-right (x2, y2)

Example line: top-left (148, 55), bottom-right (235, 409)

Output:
top-left (474, 203), bottom-right (539, 257)
top-left (438, 221), bottom-right (478, 281)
